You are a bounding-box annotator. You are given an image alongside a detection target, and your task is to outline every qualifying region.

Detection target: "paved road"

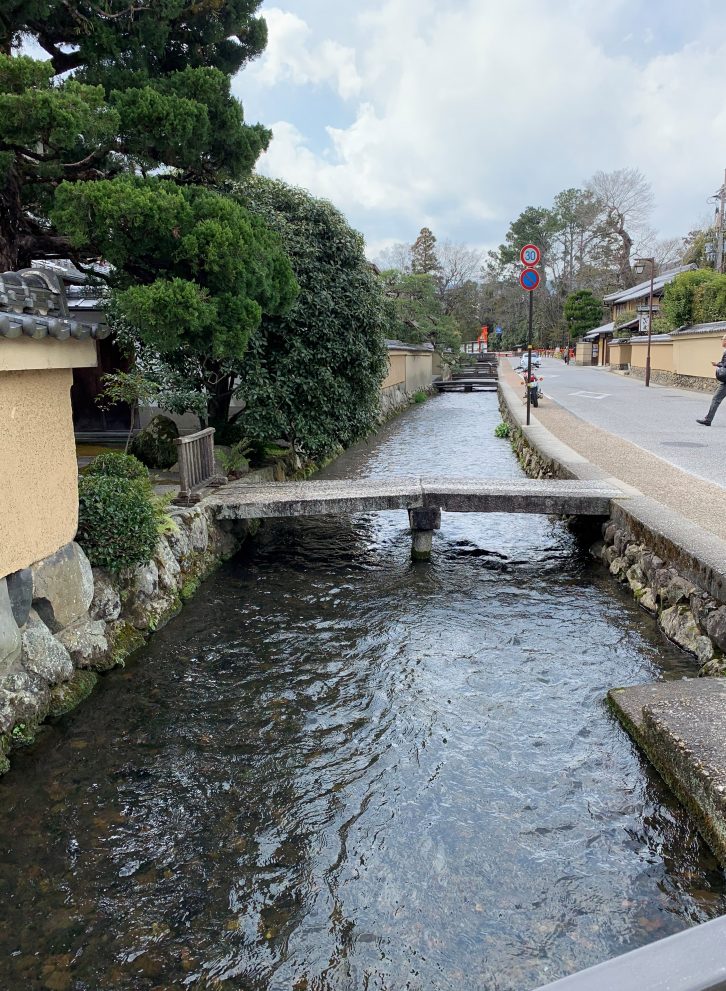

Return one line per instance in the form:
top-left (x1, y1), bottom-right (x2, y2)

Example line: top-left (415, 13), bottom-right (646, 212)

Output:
top-left (528, 358), bottom-right (726, 488)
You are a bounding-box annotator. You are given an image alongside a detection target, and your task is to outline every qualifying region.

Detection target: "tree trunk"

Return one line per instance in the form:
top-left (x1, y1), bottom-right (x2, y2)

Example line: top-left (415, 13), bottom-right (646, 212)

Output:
top-left (0, 165), bottom-right (25, 271)
top-left (206, 369), bottom-right (236, 433)
top-left (0, 164), bottom-right (78, 270)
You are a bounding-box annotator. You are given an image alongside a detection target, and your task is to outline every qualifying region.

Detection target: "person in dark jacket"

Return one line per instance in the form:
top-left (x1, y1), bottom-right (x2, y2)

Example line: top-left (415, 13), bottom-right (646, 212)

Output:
top-left (697, 333), bottom-right (726, 426)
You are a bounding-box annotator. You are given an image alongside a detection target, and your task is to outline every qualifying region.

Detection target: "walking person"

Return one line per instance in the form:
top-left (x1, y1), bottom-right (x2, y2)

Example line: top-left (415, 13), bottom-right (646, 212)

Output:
top-left (697, 333), bottom-right (726, 426)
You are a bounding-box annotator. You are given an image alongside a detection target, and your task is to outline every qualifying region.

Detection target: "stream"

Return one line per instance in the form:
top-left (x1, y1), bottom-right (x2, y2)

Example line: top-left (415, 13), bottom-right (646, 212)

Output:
top-left (1, 392), bottom-right (724, 991)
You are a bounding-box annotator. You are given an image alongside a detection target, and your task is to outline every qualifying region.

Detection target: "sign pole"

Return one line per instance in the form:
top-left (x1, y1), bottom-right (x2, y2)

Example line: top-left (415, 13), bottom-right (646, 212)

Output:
top-left (526, 289), bottom-right (533, 426)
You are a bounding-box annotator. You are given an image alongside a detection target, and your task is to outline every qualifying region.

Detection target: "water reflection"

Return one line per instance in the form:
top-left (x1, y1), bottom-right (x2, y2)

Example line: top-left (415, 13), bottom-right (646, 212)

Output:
top-left (0, 393), bottom-right (722, 991)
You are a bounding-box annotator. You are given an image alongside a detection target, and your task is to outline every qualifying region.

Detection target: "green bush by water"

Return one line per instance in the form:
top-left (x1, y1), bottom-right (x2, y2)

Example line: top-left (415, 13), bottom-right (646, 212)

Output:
top-left (412, 391), bottom-right (428, 404)
top-left (84, 451), bottom-right (149, 483)
top-left (77, 475), bottom-right (159, 573)
top-left (494, 422), bottom-right (510, 439)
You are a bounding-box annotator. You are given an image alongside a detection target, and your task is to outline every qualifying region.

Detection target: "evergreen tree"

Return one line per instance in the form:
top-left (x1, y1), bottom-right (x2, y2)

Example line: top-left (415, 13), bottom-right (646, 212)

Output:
top-left (0, 3), bottom-right (299, 429)
top-left (411, 227), bottom-right (440, 275)
top-left (0, 1), bottom-right (270, 268)
top-left (563, 290), bottom-right (603, 339)
top-left (231, 177), bottom-right (392, 458)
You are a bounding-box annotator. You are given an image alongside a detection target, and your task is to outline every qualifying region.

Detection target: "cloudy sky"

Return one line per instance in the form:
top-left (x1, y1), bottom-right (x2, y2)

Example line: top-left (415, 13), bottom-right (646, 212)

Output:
top-left (234, 0), bottom-right (726, 258)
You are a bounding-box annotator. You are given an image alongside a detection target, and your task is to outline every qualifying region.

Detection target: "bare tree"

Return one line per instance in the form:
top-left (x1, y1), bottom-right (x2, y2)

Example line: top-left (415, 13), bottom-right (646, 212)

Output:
top-left (375, 242), bottom-right (412, 272)
top-left (587, 168), bottom-right (655, 288)
top-left (436, 240), bottom-right (483, 296)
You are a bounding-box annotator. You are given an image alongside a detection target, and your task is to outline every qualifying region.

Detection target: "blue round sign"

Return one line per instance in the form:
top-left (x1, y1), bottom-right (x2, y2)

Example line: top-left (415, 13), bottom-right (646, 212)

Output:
top-left (519, 267), bottom-right (540, 291)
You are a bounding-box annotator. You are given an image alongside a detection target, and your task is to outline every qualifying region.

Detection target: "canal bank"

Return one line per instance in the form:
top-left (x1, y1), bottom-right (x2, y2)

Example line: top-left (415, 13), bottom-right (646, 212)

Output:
top-left (498, 359), bottom-right (726, 866)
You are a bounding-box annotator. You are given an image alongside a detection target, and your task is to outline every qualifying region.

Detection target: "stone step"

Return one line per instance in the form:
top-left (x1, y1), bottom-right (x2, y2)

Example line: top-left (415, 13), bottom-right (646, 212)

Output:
top-left (608, 678), bottom-right (726, 865)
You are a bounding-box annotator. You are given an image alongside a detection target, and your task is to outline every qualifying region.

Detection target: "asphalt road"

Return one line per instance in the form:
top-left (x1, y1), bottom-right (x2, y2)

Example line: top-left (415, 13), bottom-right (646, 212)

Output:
top-left (522, 358), bottom-right (726, 488)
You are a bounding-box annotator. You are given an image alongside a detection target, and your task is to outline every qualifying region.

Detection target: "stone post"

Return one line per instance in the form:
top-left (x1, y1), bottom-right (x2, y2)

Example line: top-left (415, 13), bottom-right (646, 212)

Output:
top-left (408, 507), bottom-right (441, 562)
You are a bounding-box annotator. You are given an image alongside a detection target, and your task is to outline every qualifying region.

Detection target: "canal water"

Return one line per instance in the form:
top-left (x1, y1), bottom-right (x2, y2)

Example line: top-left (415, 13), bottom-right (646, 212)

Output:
top-left (2, 393), bottom-right (725, 991)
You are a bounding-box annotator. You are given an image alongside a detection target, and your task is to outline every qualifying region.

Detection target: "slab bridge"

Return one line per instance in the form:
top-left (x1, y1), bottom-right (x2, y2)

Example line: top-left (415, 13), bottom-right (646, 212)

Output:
top-left (208, 477), bottom-right (623, 560)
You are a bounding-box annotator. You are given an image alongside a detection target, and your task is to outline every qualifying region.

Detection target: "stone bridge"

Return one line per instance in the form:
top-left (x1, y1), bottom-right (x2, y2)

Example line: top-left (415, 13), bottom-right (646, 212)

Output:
top-left (207, 477), bottom-right (624, 559)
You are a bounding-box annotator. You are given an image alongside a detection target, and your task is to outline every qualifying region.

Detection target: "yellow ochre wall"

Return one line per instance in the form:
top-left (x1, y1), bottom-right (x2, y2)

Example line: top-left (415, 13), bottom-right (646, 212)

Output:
top-left (674, 333), bottom-right (725, 377)
top-left (0, 336), bottom-right (96, 578)
top-left (0, 367), bottom-right (80, 579)
top-left (381, 349), bottom-right (434, 392)
top-left (624, 332), bottom-right (723, 378)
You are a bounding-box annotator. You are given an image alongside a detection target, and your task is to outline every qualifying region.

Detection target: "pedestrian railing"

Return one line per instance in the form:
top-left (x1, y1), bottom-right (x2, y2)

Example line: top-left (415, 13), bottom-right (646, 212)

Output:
top-left (174, 427), bottom-right (224, 505)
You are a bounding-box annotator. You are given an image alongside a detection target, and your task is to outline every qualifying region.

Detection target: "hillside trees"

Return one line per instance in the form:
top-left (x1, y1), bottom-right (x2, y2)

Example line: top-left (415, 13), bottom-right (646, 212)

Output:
top-left (230, 177), bottom-right (391, 458)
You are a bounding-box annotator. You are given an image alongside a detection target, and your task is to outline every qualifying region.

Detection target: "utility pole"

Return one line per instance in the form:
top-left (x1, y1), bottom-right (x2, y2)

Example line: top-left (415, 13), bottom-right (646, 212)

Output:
top-left (715, 168), bottom-right (726, 274)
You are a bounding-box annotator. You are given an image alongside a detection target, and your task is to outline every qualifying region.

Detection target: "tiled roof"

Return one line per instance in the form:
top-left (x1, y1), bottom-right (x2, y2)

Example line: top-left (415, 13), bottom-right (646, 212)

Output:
top-left (603, 265), bottom-right (695, 305)
top-left (671, 321), bottom-right (726, 336)
top-left (582, 321), bottom-right (615, 340)
top-left (0, 270), bottom-right (109, 341)
top-left (385, 339), bottom-right (434, 351)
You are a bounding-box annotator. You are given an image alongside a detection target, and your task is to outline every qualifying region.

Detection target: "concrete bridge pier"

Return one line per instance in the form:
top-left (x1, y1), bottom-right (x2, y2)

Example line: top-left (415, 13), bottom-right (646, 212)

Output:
top-left (409, 507), bottom-right (441, 561)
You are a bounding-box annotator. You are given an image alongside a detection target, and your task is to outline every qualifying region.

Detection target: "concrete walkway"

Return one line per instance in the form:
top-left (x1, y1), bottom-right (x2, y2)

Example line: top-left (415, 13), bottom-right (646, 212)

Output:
top-left (503, 359), bottom-right (726, 542)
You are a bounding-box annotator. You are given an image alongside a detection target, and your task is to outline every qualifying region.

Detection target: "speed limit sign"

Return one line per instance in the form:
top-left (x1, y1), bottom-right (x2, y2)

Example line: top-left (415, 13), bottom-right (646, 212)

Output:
top-left (520, 244), bottom-right (541, 267)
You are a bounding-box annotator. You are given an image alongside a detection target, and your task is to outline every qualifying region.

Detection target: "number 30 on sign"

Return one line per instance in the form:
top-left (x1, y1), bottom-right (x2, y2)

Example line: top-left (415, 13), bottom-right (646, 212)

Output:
top-left (520, 244), bottom-right (541, 266)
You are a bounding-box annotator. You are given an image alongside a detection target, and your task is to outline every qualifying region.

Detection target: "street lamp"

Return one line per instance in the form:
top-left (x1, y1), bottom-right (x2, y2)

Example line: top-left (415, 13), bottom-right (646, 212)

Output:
top-left (633, 257), bottom-right (655, 387)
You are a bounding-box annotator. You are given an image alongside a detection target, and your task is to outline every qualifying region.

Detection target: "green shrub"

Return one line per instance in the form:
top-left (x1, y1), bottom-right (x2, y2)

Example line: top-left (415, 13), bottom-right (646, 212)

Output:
top-left (85, 451), bottom-right (149, 483)
top-left (494, 421), bottom-right (510, 439)
top-left (77, 475), bottom-right (159, 573)
top-left (660, 269), bottom-right (722, 328)
top-left (412, 390), bottom-right (428, 403)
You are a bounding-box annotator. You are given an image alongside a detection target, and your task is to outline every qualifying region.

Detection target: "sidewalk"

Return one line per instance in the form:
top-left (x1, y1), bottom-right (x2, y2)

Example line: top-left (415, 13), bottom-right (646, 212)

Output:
top-left (501, 359), bottom-right (726, 542)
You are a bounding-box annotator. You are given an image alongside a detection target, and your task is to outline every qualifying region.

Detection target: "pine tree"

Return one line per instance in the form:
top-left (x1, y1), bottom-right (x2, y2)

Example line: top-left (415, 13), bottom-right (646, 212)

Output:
top-left (0, 3), bottom-right (299, 427)
top-left (0, 1), bottom-right (270, 268)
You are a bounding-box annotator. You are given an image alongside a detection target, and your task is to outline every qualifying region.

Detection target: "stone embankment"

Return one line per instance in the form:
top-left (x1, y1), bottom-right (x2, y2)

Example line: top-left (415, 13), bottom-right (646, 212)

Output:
top-left (498, 376), bottom-right (726, 670)
top-left (0, 503), bottom-right (250, 775)
top-left (498, 366), bottom-right (726, 864)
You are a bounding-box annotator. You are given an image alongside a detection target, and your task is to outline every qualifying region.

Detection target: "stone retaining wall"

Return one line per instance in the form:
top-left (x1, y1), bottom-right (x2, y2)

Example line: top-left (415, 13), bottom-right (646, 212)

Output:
top-left (622, 364), bottom-right (715, 393)
top-left (499, 394), bottom-right (726, 670)
top-left (0, 503), bottom-right (250, 775)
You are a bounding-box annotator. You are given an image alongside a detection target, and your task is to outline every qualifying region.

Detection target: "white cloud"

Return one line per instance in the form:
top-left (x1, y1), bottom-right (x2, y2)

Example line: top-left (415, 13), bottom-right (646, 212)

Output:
top-left (248, 7), bottom-right (361, 100)
top-left (249, 0), bottom-right (726, 247)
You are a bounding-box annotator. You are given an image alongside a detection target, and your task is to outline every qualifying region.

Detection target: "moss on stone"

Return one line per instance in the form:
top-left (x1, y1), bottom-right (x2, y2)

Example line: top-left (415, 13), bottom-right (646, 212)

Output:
top-left (180, 575), bottom-right (202, 602)
top-left (109, 622), bottom-right (146, 666)
top-left (48, 670), bottom-right (99, 719)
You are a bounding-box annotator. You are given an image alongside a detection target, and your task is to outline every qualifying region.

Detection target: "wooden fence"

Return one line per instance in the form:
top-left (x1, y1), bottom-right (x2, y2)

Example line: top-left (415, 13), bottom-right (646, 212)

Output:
top-left (174, 427), bottom-right (219, 504)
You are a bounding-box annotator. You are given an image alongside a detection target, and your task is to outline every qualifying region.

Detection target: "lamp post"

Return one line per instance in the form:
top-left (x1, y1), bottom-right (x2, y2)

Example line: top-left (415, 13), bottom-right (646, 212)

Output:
top-left (633, 257), bottom-right (655, 387)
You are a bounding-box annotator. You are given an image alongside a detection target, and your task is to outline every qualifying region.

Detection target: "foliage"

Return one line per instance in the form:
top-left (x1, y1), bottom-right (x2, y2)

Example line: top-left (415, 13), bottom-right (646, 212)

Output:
top-left (129, 414), bottom-right (180, 470)
top-left (494, 422), bottom-right (510, 439)
top-left (53, 178), bottom-right (298, 425)
top-left (1, 2), bottom-right (301, 432)
top-left (412, 391), bottom-right (428, 404)
top-left (683, 227), bottom-right (717, 269)
top-left (563, 290), bottom-right (603, 338)
top-left (660, 269), bottom-right (725, 328)
top-left (84, 451), bottom-right (149, 483)
top-left (77, 475), bottom-right (159, 573)
top-left (230, 176), bottom-right (391, 459)
top-left (217, 438), bottom-right (252, 476)
top-left (613, 307), bottom-right (638, 331)
top-left (381, 270), bottom-right (462, 353)
top-left (411, 227), bottom-right (440, 275)
top-left (0, 2), bottom-right (270, 270)
top-left (97, 369), bottom-right (159, 450)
